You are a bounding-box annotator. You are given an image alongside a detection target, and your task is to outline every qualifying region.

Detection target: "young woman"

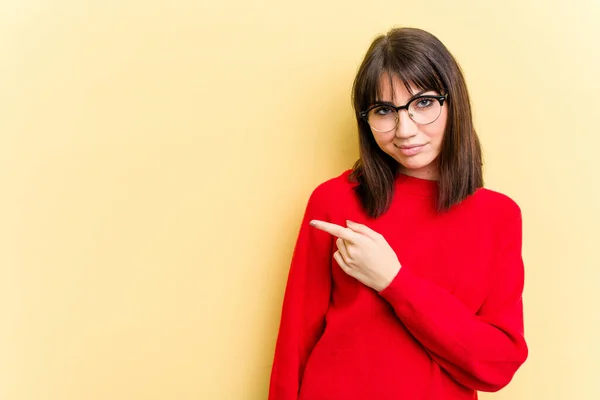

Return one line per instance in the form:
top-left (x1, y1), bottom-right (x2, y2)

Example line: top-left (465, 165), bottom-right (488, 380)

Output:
top-left (269, 27), bottom-right (528, 400)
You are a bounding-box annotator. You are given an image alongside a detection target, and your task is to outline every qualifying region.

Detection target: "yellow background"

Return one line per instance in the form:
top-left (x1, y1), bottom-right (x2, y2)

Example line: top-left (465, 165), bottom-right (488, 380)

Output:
top-left (1, 1), bottom-right (598, 399)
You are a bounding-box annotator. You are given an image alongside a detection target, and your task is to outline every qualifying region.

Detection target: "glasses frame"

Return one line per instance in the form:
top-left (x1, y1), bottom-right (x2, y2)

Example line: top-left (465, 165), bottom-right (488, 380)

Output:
top-left (359, 93), bottom-right (448, 132)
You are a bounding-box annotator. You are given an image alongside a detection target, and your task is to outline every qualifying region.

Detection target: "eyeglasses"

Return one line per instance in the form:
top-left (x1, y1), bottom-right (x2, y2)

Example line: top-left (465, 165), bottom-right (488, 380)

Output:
top-left (359, 93), bottom-right (448, 133)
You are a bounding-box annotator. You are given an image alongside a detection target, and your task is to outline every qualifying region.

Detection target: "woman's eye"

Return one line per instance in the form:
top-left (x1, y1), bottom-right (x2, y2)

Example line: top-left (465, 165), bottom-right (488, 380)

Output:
top-left (415, 98), bottom-right (434, 108)
top-left (375, 106), bottom-right (394, 115)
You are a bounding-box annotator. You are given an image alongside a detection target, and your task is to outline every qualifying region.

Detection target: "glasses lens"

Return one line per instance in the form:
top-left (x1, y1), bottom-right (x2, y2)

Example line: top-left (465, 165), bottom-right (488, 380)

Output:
top-left (408, 97), bottom-right (442, 125)
top-left (367, 106), bottom-right (397, 132)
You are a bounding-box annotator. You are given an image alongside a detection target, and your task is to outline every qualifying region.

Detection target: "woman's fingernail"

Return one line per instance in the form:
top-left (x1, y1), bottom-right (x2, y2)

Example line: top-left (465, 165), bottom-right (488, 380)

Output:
top-left (309, 220), bottom-right (317, 227)
top-left (346, 220), bottom-right (355, 225)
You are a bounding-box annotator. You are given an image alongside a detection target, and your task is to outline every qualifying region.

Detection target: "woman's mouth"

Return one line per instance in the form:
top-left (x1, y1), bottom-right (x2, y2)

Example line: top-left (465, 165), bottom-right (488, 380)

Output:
top-left (395, 143), bottom-right (426, 156)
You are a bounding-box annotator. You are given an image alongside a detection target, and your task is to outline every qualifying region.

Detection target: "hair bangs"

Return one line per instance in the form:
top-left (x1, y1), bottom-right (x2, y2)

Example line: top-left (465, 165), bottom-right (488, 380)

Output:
top-left (359, 51), bottom-right (446, 111)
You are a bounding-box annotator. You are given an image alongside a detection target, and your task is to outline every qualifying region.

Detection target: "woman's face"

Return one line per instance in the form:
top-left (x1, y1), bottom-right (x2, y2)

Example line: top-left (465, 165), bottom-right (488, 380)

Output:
top-left (370, 74), bottom-right (448, 180)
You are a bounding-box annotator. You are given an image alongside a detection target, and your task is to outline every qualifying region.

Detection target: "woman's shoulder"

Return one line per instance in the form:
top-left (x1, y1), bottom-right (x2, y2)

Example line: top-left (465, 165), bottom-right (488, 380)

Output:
top-left (307, 169), bottom-right (356, 207)
top-left (470, 187), bottom-right (522, 222)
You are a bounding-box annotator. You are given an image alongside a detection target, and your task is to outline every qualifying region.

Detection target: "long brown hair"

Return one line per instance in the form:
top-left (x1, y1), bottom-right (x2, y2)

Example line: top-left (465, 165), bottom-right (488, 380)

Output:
top-left (350, 27), bottom-right (483, 218)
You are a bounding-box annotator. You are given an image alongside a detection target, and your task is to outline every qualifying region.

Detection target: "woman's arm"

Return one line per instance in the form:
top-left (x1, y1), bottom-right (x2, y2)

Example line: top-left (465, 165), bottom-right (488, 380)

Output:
top-left (268, 186), bottom-right (333, 400)
top-left (379, 202), bottom-right (528, 392)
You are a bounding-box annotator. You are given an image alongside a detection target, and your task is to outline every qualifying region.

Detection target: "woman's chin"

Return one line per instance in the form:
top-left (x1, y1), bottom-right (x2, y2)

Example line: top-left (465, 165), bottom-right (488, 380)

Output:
top-left (396, 155), bottom-right (439, 178)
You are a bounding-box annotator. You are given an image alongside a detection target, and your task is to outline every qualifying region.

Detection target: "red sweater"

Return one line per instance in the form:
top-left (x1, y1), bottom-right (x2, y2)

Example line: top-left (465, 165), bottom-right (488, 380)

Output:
top-left (269, 170), bottom-right (528, 400)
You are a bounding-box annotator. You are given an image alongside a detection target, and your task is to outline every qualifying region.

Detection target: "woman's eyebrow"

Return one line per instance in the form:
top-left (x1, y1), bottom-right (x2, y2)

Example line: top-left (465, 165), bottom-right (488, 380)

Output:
top-left (374, 89), bottom-right (436, 106)
top-left (410, 89), bottom-right (431, 98)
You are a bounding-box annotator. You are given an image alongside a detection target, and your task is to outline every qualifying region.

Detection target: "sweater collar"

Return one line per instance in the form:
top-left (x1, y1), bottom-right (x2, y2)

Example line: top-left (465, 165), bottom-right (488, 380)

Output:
top-left (395, 173), bottom-right (438, 198)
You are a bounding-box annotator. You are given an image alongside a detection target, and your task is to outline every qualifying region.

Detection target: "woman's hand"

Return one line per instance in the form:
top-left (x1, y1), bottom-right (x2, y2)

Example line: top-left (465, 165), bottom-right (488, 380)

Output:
top-left (310, 219), bottom-right (401, 292)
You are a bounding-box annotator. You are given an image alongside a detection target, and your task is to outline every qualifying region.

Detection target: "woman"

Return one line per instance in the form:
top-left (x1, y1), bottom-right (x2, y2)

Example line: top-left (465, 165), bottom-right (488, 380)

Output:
top-left (269, 27), bottom-right (528, 399)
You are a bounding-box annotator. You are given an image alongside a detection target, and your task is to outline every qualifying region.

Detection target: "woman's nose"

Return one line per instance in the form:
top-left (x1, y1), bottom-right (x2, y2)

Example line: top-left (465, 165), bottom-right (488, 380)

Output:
top-left (395, 109), bottom-right (418, 138)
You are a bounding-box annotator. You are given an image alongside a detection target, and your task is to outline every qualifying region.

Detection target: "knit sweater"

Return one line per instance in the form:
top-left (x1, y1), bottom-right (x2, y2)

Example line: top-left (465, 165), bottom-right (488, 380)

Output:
top-left (269, 170), bottom-right (528, 400)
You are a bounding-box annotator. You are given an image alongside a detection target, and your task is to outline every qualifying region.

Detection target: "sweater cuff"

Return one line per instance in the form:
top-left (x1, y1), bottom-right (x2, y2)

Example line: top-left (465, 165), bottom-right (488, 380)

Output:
top-left (378, 266), bottom-right (418, 308)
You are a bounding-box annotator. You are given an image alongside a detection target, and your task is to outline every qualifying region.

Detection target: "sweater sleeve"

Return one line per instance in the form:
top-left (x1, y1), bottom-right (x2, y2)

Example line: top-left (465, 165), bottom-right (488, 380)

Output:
top-left (378, 201), bottom-right (528, 392)
top-left (268, 186), bottom-right (333, 400)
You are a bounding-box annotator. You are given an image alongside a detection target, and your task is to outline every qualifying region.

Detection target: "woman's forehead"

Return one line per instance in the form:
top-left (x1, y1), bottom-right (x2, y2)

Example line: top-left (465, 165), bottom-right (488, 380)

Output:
top-left (376, 74), bottom-right (430, 101)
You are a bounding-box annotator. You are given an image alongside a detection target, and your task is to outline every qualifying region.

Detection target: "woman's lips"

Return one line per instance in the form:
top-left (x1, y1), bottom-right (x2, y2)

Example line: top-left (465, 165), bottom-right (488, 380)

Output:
top-left (395, 143), bottom-right (426, 156)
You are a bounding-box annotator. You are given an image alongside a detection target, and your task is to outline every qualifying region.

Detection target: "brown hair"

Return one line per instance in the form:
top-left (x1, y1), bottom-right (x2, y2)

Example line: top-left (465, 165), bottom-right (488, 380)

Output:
top-left (350, 27), bottom-right (483, 218)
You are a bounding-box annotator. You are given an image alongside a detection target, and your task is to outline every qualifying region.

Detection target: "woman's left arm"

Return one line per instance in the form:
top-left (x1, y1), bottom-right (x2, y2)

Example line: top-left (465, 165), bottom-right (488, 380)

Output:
top-left (378, 205), bottom-right (528, 392)
top-left (311, 202), bottom-right (528, 393)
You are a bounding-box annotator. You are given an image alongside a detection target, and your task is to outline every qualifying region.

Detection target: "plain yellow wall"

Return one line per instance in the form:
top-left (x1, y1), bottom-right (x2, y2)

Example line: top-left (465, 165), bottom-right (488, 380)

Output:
top-left (1, 1), bottom-right (599, 399)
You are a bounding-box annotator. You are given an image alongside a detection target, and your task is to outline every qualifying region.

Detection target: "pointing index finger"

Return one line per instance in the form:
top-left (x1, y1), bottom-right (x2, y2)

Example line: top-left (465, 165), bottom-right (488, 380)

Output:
top-left (310, 220), bottom-right (356, 243)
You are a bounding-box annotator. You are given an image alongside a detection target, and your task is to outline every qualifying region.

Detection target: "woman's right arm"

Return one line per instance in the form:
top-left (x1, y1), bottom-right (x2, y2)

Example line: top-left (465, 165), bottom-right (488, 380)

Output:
top-left (268, 185), bottom-right (333, 400)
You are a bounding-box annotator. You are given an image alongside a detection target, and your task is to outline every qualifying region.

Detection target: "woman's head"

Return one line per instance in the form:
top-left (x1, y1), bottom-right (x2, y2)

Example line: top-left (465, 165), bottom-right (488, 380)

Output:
top-left (350, 27), bottom-right (482, 218)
